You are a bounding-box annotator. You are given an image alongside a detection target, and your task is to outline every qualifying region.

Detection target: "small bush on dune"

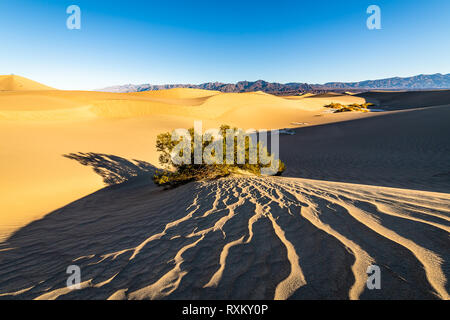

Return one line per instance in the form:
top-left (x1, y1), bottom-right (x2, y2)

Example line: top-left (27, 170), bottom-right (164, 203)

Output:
top-left (153, 124), bottom-right (285, 187)
top-left (324, 102), bottom-right (345, 109)
top-left (324, 102), bottom-right (373, 113)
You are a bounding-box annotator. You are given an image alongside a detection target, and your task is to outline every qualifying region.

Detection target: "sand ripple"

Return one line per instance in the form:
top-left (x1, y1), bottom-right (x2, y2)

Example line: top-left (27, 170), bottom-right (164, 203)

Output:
top-left (0, 177), bottom-right (449, 300)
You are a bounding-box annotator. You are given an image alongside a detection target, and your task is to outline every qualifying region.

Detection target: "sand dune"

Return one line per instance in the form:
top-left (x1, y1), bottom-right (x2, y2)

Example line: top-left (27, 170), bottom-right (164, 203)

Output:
top-left (357, 90), bottom-right (450, 110)
top-left (282, 92), bottom-right (366, 108)
top-left (0, 175), bottom-right (448, 300)
top-left (0, 76), bottom-right (449, 299)
top-left (281, 104), bottom-right (450, 193)
top-left (133, 87), bottom-right (221, 99)
top-left (0, 75), bottom-right (54, 91)
top-left (0, 81), bottom-right (374, 241)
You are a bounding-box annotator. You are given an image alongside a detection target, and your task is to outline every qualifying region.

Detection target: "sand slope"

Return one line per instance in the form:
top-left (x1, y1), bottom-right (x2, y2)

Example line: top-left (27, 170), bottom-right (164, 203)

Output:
top-left (0, 176), bottom-right (448, 300)
top-left (0, 77), bottom-right (449, 299)
top-left (0, 83), bottom-right (373, 240)
top-left (0, 75), bottom-right (55, 91)
top-left (281, 104), bottom-right (450, 193)
top-left (357, 90), bottom-right (450, 110)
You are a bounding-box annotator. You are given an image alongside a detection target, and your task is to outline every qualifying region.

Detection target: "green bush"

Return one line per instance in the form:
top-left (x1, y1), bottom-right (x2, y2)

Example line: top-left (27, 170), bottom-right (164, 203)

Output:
top-left (153, 124), bottom-right (285, 187)
top-left (324, 102), bottom-right (373, 113)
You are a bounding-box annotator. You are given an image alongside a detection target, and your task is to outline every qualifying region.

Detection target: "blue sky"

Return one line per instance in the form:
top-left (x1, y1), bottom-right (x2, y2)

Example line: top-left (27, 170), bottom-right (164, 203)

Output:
top-left (0, 0), bottom-right (449, 90)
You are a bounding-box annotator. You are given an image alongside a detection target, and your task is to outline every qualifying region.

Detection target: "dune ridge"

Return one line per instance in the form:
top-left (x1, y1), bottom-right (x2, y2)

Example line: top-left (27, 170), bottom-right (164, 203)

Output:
top-left (0, 75), bottom-right (55, 91)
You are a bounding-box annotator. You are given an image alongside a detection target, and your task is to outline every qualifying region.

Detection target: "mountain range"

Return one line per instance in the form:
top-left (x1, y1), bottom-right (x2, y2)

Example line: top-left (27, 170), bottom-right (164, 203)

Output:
top-left (99, 73), bottom-right (450, 94)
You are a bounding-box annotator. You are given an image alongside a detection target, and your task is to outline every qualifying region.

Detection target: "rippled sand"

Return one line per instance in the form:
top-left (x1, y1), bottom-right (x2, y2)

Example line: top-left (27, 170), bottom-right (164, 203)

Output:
top-left (0, 176), bottom-right (448, 300)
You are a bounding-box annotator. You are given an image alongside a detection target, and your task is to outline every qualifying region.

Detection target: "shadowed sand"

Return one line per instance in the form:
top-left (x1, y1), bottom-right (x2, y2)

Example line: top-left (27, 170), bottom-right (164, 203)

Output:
top-left (281, 104), bottom-right (450, 193)
top-left (356, 90), bottom-right (450, 110)
top-left (0, 176), bottom-right (448, 300)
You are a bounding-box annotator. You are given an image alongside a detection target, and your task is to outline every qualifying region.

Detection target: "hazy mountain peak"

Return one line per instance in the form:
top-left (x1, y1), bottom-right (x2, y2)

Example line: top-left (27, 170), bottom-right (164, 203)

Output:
top-left (98, 73), bottom-right (450, 93)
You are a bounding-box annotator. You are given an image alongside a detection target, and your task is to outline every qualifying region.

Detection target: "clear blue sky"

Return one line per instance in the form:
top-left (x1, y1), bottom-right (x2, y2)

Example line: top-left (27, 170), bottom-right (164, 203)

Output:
top-left (0, 0), bottom-right (449, 90)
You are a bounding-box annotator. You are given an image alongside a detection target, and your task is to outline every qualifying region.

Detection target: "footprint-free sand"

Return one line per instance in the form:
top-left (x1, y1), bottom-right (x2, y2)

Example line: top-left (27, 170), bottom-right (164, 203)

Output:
top-left (0, 75), bottom-right (449, 299)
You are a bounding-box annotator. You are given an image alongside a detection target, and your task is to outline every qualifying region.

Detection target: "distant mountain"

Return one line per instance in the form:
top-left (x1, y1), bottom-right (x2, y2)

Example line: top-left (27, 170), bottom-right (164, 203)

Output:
top-left (99, 73), bottom-right (450, 94)
top-left (317, 73), bottom-right (450, 90)
top-left (99, 80), bottom-right (313, 94)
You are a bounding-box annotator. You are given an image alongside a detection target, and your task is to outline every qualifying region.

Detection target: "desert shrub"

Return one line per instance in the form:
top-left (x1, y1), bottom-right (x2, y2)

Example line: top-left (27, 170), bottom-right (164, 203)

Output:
top-left (324, 102), bottom-right (372, 113)
top-left (153, 124), bottom-right (286, 186)
top-left (324, 102), bottom-right (345, 109)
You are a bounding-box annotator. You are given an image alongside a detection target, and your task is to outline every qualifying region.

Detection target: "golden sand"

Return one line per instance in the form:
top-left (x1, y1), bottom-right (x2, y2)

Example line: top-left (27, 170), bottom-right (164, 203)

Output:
top-left (0, 76), bottom-right (449, 299)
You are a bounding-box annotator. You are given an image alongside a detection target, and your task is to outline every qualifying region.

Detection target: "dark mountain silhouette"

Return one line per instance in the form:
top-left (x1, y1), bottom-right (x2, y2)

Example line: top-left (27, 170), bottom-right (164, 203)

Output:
top-left (98, 73), bottom-right (450, 94)
top-left (99, 80), bottom-right (313, 94)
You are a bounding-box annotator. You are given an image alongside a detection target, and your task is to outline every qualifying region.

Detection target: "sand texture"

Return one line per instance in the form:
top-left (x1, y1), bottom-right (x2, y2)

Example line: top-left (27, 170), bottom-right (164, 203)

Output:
top-left (0, 77), bottom-right (449, 299)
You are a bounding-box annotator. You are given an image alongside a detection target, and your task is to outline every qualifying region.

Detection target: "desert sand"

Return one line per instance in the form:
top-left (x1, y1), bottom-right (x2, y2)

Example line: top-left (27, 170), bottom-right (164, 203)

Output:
top-left (0, 77), bottom-right (375, 241)
top-left (0, 75), bottom-right (55, 91)
top-left (0, 76), bottom-right (449, 299)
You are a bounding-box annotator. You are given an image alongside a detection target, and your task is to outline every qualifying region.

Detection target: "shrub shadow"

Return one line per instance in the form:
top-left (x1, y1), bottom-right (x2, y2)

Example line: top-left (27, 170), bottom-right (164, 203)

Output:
top-left (63, 152), bottom-right (157, 186)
